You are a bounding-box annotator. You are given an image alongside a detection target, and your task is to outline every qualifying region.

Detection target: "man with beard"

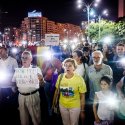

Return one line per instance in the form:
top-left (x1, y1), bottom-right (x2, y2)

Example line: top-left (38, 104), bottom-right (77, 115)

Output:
top-left (112, 43), bottom-right (125, 90)
top-left (85, 50), bottom-right (113, 125)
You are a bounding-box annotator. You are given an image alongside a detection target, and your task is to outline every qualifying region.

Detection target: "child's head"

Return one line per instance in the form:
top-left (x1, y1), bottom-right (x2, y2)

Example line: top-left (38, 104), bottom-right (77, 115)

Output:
top-left (100, 75), bottom-right (112, 90)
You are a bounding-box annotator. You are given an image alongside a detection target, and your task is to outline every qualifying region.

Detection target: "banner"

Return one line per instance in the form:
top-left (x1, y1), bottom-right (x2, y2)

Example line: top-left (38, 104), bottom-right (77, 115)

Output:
top-left (45, 34), bottom-right (60, 46)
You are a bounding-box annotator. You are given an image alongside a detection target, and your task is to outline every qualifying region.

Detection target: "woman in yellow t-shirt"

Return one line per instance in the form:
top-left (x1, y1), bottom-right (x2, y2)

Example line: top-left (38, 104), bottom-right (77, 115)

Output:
top-left (54, 58), bottom-right (87, 125)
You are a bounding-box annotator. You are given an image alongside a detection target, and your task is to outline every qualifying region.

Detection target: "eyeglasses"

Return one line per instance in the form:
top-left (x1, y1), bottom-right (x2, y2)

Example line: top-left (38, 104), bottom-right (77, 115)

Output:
top-left (21, 57), bottom-right (29, 60)
top-left (92, 57), bottom-right (101, 59)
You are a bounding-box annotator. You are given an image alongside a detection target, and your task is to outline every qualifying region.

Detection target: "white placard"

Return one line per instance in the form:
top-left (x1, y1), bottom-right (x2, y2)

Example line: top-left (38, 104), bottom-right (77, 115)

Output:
top-left (45, 34), bottom-right (60, 46)
top-left (15, 68), bottom-right (39, 85)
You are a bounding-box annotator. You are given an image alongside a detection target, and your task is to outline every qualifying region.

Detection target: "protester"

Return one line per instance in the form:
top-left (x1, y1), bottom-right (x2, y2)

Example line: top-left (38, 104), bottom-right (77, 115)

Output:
top-left (93, 75), bottom-right (117, 125)
top-left (116, 76), bottom-right (125, 125)
top-left (112, 43), bottom-right (125, 90)
top-left (42, 51), bottom-right (62, 116)
top-left (12, 50), bottom-right (44, 125)
top-left (86, 50), bottom-right (113, 125)
top-left (72, 50), bottom-right (88, 80)
top-left (53, 58), bottom-right (86, 125)
top-left (0, 45), bottom-right (18, 125)
top-left (87, 50), bottom-right (113, 102)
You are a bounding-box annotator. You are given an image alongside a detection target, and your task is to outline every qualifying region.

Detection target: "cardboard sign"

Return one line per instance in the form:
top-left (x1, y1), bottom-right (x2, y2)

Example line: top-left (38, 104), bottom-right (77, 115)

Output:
top-left (15, 68), bottom-right (39, 84)
top-left (45, 34), bottom-right (59, 46)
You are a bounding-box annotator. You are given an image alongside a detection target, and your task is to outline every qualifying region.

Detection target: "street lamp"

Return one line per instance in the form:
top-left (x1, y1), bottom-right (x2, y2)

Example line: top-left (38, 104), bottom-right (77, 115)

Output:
top-left (90, 9), bottom-right (108, 40)
top-left (77, 0), bottom-right (101, 25)
top-left (77, 0), bottom-right (101, 41)
top-left (98, 9), bottom-right (108, 39)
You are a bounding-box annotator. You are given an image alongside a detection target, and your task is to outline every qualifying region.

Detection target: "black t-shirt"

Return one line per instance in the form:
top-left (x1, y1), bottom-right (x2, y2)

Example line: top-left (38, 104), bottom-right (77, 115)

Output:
top-left (112, 55), bottom-right (125, 85)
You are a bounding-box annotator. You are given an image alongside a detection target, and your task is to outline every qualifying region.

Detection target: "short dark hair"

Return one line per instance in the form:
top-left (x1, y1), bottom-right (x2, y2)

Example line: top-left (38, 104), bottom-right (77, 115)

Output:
top-left (117, 43), bottom-right (124, 47)
top-left (83, 47), bottom-right (89, 52)
top-left (73, 50), bottom-right (83, 58)
top-left (100, 75), bottom-right (112, 85)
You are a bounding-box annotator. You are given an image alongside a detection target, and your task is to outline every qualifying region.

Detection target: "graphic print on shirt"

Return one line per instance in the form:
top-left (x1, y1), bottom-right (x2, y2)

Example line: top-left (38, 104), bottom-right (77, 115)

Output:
top-left (60, 86), bottom-right (74, 97)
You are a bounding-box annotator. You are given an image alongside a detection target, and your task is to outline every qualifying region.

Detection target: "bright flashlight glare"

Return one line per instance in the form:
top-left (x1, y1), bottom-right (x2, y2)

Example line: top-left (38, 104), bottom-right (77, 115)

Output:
top-left (0, 70), bottom-right (8, 82)
top-left (71, 44), bottom-right (75, 50)
top-left (73, 38), bottom-right (78, 43)
top-left (103, 36), bottom-right (112, 44)
top-left (11, 48), bottom-right (18, 54)
top-left (22, 40), bottom-right (27, 45)
top-left (64, 39), bottom-right (68, 44)
top-left (42, 50), bottom-right (53, 60)
top-left (105, 96), bottom-right (119, 109)
top-left (119, 58), bottom-right (125, 66)
top-left (63, 44), bottom-right (67, 49)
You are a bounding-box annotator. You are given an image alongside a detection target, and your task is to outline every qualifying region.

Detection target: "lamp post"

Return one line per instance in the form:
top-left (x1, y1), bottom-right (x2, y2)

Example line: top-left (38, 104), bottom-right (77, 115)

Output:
top-left (98, 9), bottom-right (108, 39)
top-left (98, 15), bottom-right (101, 39)
top-left (77, 0), bottom-right (101, 41)
top-left (89, 8), bottom-right (108, 40)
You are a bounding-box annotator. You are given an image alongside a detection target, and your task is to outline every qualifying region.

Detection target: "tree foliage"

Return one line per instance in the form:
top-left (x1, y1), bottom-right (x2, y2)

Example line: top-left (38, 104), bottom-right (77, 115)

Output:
top-left (85, 19), bottom-right (125, 44)
top-left (114, 21), bottom-right (125, 42)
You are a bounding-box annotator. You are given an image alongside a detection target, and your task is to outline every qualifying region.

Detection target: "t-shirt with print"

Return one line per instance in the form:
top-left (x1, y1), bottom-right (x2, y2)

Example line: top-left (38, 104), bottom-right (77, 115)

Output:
top-left (56, 73), bottom-right (87, 108)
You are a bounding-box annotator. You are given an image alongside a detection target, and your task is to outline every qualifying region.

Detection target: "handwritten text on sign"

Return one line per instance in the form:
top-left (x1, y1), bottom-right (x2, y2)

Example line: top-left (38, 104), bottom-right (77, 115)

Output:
top-left (15, 68), bottom-right (39, 84)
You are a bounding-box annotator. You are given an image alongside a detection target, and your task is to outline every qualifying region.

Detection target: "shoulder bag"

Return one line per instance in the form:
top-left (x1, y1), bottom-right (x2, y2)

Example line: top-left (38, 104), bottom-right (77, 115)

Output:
top-left (52, 73), bottom-right (63, 114)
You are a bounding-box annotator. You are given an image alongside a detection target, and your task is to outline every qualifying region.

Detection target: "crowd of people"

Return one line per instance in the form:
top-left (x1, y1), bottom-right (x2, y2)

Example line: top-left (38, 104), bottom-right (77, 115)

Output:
top-left (0, 41), bottom-right (125, 125)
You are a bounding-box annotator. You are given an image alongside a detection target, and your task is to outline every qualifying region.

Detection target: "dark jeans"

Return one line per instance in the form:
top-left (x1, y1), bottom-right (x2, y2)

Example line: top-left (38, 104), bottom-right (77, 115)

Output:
top-left (84, 100), bottom-right (95, 125)
top-left (39, 86), bottom-right (48, 125)
top-left (0, 88), bottom-right (20, 125)
top-left (114, 112), bottom-right (125, 125)
top-left (44, 81), bottom-right (53, 116)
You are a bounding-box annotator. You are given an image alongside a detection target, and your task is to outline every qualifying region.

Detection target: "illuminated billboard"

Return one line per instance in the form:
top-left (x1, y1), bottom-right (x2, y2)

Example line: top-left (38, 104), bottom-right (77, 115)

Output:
top-left (28, 11), bottom-right (42, 17)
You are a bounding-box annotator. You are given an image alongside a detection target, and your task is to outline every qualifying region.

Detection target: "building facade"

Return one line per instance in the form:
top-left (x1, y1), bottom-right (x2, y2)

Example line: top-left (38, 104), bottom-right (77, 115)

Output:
top-left (118, 0), bottom-right (125, 17)
top-left (20, 12), bottom-right (82, 45)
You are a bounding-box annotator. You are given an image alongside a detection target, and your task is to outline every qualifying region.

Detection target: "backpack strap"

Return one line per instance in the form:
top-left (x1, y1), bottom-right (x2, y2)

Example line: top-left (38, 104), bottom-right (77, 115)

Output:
top-left (83, 63), bottom-right (87, 79)
top-left (83, 63), bottom-right (86, 73)
top-left (58, 73), bottom-right (63, 89)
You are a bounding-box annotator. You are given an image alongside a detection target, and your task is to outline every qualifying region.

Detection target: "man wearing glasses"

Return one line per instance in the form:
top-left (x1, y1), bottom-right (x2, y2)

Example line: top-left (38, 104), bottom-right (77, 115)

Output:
top-left (12, 50), bottom-right (44, 125)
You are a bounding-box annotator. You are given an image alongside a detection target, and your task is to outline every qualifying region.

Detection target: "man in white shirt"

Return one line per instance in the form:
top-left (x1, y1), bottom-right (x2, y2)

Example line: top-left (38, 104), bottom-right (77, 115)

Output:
top-left (0, 45), bottom-right (18, 124)
top-left (12, 50), bottom-right (44, 125)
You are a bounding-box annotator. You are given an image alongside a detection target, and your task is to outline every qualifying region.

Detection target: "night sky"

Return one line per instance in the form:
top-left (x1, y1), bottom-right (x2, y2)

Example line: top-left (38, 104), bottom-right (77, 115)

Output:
top-left (0, 0), bottom-right (118, 27)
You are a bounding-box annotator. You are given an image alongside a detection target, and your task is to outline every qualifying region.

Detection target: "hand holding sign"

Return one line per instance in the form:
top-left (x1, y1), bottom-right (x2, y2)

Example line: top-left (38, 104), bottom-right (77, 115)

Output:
top-left (37, 73), bottom-right (45, 86)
